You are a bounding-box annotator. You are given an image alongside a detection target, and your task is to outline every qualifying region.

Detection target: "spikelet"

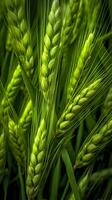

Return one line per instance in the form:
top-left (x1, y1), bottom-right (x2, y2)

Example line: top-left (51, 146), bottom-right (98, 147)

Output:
top-left (8, 119), bottom-right (26, 168)
top-left (60, 0), bottom-right (80, 49)
top-left (6, 0), bottom-right (34, 77)
top-left (69, 173), bottom-right (89, 200)
top-left (1, 64), bottom-right (21, 121)
top-left (18, 100), bottom-right (32, 133)
top-left (57, 79), bottom-right (100, 134)
top-left (70, 0), bottom-right (84, 44)
top-left (75, 119), bottom-right (112, 168)
top-left (26, 119), bottom-right (47, 198)
top-left (40, 0), bottom-right (61, 103)
top-left (2, 0), bottom-right (34, 120)
top-left (67, 33), bottom-right (94, 100)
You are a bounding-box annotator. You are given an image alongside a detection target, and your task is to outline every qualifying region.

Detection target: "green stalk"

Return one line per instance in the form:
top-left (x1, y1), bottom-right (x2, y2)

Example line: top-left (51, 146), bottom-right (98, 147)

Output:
top-left (75, 121), bottom-right (83, 157)
top-left (62, 149), bottom-right (80, 200)
top-left (50, 158), bottom-right (61, 200)
top-left (61, 181), bottom-right (69, 200)
top-left (18, 165), bottom-right (26, 200)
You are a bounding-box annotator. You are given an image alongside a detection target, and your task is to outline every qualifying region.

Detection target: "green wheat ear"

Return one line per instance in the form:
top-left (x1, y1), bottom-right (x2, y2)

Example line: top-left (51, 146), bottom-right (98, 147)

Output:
top-left (1, 64), bottom-right (22, 121)
top-left (70, 0), bottom-right (84, 44)
top-left (69, 172), bottom-right (89, 200)
top-left (60, 0), bottom-right (80, 49)
top-left (75, 118), bottom-right (112, 168)
top-left (26, 119), bottom-right (47, 199)
top-left (67, 33), bottom-right (94, 100)
top-left (2, 0), bottom-right (35, 121)
top-left (6, 0), bottom-right (34, 77)
top-left (18, 99), bottom-right (32, 133)
top-left (40, 0), bottom-right (61, 103)
top-left (56, 79), bottom-right (101, 134)
top-left (8, 119), bottom-right (26, 169)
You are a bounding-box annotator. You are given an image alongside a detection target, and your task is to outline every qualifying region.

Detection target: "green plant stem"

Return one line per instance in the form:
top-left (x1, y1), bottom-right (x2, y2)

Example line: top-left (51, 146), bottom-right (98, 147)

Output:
top-left (61, 181), bottom-right (69, 200)
top-left (50, 158), bottom-right (61, 200)
top-left (18, 165), bottom-right (26, 200)
top-left (62, 149), bottom-right (80, 200)
top-left (67, 142), bottom-right (75, 163)
top-left (102, 155), bottom-right (112, 200)
top-left (86, 112), bottom-right (96, 132)
top-left (75, 121), bottom-right (83, 157)
top-left (1, 52), bottom-right (9, 85)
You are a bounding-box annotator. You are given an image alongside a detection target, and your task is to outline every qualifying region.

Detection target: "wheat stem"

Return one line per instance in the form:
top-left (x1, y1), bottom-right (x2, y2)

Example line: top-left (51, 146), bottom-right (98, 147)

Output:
top-left (69, 173), bottom-right (89, 200)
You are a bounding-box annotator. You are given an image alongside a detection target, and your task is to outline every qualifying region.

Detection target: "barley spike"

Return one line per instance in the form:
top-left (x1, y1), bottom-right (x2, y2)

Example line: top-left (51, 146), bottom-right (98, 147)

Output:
top-left (70, 0), bottom-right (84, 44)
top-left (69, 173), bottom-right (89, 200)
top-left (18, 100), bottom-right (32, 133)
top-left (67, 33), bottom-right (94, 100)
top-left (76, 119), bottom-right (112, 168)
top-left (6, 0), bottom-right (34, 77)
top-left (60, 0), bottom-right (80, 49)
top-left (1, 64), bottom-right (22, 121)
top-left (2, 0), bottom-right (34, 120)
top-left (26, 119), bottom-right (47, 199)
top-left (57, 79), bottom-right (101, 134)
top-left (40, 0), bottom-right (61, 103)
top-left (8, 119), bottom-right (26, 168)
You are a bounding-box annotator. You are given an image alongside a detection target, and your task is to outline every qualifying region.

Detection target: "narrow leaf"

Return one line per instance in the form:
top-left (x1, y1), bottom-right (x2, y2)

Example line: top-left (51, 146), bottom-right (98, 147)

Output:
top-left (62, 149), bottom-right (80, 200)
top-left (50, 157), bottom-right (61, 200)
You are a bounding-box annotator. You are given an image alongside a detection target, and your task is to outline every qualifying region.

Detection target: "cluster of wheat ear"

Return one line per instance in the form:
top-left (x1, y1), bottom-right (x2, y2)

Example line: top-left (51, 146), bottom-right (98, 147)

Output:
top-left (0, 0), bottom-right (112, 199)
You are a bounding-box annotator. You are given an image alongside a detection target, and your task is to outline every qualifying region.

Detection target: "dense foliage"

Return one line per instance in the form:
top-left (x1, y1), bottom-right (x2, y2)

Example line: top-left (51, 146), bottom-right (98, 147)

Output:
top-left (0, 0), bottom-right (112, 199)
